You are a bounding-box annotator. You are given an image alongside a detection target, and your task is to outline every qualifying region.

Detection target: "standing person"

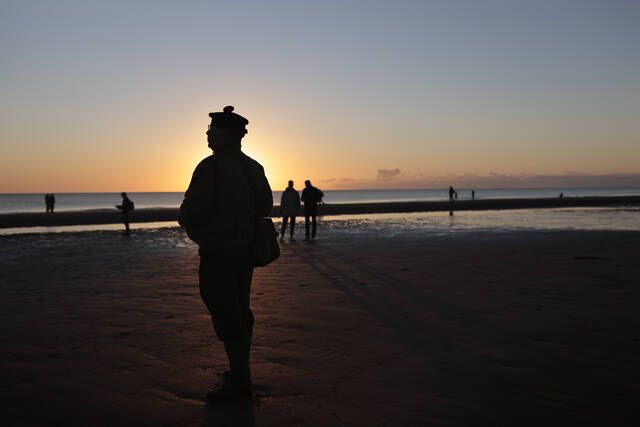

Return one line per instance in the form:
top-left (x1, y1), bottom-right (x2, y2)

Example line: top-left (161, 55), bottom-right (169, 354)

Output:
top-left (116, 192), bottom-right (134, 236)
top-left (44, 194), bottom-right (50, 213)
top-left (50, 193), bottom-right (55, 213)
top-left (280, 180), bottom-right (300, 241)
top-left (301, 180), bottom-right (323, 240)
top-left (472, 190), bottom-right (475, 200)
top-left (178, 106), bottom-right (273, 401)
top-left (448, 186), bottom-right (456, 216)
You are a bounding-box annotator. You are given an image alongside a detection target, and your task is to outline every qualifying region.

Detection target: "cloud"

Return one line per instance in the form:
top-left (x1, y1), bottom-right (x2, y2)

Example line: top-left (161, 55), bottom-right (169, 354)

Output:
top-left (316, 172), bottom-right (640, 190)
top-left (399, 172), bottom-right (640, 188)
top-left (376, 168), bottom-right (402, 181)
top-left (319, 177), bottom-right (360, 184)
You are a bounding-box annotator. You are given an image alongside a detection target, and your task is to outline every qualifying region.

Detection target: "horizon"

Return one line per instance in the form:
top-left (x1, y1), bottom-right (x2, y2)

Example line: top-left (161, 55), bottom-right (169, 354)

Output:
top-left (3, 177), bottom-right (640, 196)
top-left (2, 171), bottom-right (640, 194)
top-left (1, 1), bottom-right (639, 192)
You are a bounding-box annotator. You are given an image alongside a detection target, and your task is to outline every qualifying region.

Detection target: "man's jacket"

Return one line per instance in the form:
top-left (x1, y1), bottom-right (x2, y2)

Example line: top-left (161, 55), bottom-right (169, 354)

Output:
top-left (178, 150), bottom-right (273, 253)
top-left (280, 188), bottom-right (301, 216)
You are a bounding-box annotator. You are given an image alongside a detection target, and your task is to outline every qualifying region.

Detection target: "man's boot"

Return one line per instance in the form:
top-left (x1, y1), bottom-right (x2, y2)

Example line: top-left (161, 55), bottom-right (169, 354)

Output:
top-left (206, 337), bottom-right (251, 401)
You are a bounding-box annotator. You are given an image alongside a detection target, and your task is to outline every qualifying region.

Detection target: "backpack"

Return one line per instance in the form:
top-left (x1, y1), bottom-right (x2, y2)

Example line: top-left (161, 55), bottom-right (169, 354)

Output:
top-left (123, 199), bottom-right (134, 212)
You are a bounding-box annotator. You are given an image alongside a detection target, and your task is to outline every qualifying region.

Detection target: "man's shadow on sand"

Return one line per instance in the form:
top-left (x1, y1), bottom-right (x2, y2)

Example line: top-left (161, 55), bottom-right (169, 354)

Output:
top-left (203, 400), bottom-right (255, 427)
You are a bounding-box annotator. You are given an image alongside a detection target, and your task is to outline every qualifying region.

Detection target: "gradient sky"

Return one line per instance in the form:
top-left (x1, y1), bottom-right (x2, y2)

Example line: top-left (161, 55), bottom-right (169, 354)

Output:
top-left (1, 0), bottom-right (639, 192)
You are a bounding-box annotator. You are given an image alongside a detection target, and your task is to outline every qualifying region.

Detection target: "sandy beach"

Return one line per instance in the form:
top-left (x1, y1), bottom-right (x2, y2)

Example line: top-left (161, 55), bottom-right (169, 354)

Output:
top-left (1, 222), bottom-right (639, 426)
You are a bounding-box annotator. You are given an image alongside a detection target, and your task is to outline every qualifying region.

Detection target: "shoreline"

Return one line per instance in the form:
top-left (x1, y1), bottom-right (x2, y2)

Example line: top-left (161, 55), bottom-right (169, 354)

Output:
top-left (1, 195), bottom-right (639, 229)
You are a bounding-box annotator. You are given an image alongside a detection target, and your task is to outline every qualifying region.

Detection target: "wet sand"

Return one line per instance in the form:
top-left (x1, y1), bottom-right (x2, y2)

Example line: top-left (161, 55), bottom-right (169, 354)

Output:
top-left (1, 226), bottom-right (639, 426)
top-left (1, 195), bottom-right (640, 228)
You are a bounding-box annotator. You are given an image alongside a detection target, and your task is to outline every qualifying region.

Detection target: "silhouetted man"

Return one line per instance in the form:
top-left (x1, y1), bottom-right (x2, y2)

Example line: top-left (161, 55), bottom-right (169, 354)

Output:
top-left (472, 190), bottom-right (475, 200)
top-left (116, 192), bottom-right (134, 236)
top-left (301, 180), bottom-right (323, 239)
top-left (45, 193), bottom-right (56, 213)
top-left (448, 186), bottom-right (456, 216)
top-left (280, 180), bottom-right (300, 241)
top-left (178, 106), bottom-right (272, 401)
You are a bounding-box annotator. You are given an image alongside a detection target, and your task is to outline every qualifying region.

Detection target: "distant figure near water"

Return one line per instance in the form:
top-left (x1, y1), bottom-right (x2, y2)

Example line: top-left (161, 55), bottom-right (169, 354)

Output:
top-left (449, 186), bottom-right (456, 201)
top-left (448, 186), bottom-right (456, 216)
top-left (44, 193), bottom-right (55, 213)
top-left (280, 180), bottom-right (301, 241)
top-left (116, 192), bottom-right (134, 236)
top-left (472, 190), bottom-right (475, 200)
top-left (302, 180), bottom-right (324, 240)
top-left (178, 106), bottom-right (272, 401)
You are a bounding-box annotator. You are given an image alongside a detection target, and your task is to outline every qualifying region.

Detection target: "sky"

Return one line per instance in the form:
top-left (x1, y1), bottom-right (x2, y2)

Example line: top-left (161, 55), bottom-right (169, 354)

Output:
top-left (1, 0), bottom-right (639, 192)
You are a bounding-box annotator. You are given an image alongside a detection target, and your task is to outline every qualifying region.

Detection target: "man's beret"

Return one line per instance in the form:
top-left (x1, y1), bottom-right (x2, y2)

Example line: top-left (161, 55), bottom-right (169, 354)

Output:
top-left (209, 106), bottom-right (249, 129)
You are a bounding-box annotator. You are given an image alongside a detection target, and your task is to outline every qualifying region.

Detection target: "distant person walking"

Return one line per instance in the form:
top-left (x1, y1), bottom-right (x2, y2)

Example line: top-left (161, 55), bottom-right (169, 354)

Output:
top-left (448, 186), bottom-right (456, 216)
top-left (116, 192), bottom-right (134, 236)
top-left (280, 180), bottom-right (300, 241)
top-left (179, 106), bottom-right (272, 401)
top-left (301, 180), bottom-right (323, 240)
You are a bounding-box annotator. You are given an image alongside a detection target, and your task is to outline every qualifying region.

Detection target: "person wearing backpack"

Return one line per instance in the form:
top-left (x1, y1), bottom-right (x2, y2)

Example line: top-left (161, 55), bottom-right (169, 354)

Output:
top-left (116, 192), bottom-right (134, 236)
top-left (178, 106), bottom-right (273, 401)
top-left (301, 179), bottom-right (323, 240)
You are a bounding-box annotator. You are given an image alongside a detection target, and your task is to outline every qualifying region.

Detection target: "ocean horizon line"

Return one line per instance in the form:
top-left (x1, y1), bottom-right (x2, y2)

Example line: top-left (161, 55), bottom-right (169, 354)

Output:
top-left (3, 188), bottom-right (640, 215)
top-left (3, 185), bottom-right (640, 195)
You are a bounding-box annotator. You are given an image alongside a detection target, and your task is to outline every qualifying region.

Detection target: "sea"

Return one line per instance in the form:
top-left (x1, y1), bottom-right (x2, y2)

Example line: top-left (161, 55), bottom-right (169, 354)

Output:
top-left (1, 188), bottom-right (639, 235)
top-left (1, 188), bottom-right (640, 214)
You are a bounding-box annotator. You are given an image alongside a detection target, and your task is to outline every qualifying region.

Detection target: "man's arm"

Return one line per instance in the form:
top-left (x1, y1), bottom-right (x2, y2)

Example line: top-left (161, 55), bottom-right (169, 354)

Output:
top-left (178, 158), bottom-right (216, 228)
top-left (255, 166), bottom-right (273, 218)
